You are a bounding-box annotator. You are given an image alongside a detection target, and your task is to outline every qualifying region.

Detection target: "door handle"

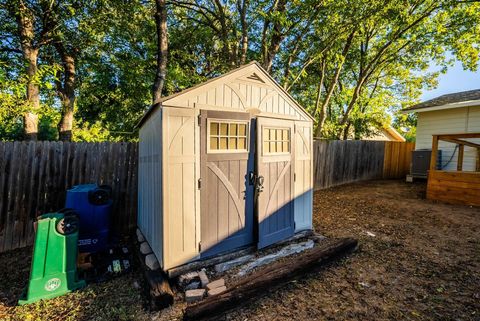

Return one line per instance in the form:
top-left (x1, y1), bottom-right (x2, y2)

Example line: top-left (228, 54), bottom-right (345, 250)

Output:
top-left (248, 171), bottom-right (255, 185)
top-left (256, 175), bottom-right (264, 193)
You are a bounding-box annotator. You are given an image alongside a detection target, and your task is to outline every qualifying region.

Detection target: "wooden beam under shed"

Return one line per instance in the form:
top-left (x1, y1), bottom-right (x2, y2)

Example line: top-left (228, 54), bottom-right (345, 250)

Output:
top-left (183, 238), bottom-right (358, 321)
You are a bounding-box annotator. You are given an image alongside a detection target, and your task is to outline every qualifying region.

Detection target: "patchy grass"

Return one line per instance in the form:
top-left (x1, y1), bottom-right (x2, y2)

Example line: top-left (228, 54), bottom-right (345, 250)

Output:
top-left (1, 180), bottom-right (479, 320)
top-left (0, 246), bottom-right (150, 321)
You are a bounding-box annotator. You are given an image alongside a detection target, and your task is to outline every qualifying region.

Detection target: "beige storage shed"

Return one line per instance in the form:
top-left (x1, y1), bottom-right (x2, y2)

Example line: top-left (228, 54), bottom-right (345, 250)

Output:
top-left (137, 61), bottom-right (314, 271)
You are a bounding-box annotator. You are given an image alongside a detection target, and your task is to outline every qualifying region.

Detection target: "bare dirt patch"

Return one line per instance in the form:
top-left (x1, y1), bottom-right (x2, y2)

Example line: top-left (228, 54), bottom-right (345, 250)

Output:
top-left (226, 180), bottom-right (480, 321)
top-left (1, 180), bottom-right (479, 320)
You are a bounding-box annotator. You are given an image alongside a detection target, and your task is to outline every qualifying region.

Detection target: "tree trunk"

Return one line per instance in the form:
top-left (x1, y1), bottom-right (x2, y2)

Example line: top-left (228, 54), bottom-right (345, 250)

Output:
top-left (152, 0), bottom-right (168, 104)
top-left (262, 0), bottom-right (287, 73)
top-left (313, 60), bottom-right (326, 138)
top-left (55, 42), bottom-right (76, 141)
top-left (314, 31), bottom-right (355, 138)
top-left (24, 48), bottom-right (40, 140)
top-left (237, 0), bottom-right (249, 65)
top-left (14, 1), bottom-right (40, 140)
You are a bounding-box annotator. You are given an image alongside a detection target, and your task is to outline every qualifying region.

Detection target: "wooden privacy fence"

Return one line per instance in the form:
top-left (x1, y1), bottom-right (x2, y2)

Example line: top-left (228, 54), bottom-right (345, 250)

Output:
top-left (0, 141), bottom-right (138, 253)
top-left (0, 140), bottom-right (413, 253)
top-left (313, 140), bottom-right (415, 190)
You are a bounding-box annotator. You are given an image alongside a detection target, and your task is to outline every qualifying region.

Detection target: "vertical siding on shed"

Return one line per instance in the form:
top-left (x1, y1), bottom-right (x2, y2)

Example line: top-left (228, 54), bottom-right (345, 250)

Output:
top-left (138, 109), bottom-right (163, 267)
top-left (416, 107), bottom-right (480, 171)
top-left (162, 107), bottom-right (199, 269)
top-left (294, 121), bottom-right (313, 231)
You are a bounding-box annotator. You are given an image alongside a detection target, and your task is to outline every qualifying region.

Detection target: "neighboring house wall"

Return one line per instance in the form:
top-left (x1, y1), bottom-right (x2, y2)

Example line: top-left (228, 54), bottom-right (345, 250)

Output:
top-left (416, 106), bottom-right (480, 171)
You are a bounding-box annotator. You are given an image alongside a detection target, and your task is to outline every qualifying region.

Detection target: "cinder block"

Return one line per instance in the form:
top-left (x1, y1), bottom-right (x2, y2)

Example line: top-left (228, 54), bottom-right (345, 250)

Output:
top-left (185, 289), bottom-right (205, 303)
top-left (136, 228), bottom-right (145, 242)
top-left (206, 278), bottom-right (225, 291)
top-left (208, 285), bottom-right (226, 296)
top-left (198, 269), bottom-right (209, 288)
top-left (140, 242), bottom-right (152, 255)
top-left (145, 253), bottom-right (160, 270)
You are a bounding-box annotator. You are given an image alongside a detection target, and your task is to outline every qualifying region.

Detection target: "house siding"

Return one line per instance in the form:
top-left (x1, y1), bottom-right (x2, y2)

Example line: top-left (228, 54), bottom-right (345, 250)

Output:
top-left (416, 106), bottom-right (480, 171)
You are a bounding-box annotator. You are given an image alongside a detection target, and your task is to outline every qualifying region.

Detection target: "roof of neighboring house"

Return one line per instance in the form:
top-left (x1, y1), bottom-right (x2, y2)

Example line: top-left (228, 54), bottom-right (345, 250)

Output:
top-left (403, 89), bottom-right (480, 113)
top-left (383, 126), bottom-right (406, 142)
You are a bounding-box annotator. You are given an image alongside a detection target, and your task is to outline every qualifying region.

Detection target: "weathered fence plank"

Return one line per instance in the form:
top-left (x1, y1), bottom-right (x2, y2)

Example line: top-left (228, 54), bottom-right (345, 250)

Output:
top-left (314, 140), bottom-right (385, 190)
top-left (0, 141), bottom-right (139, 253)
top-left (314, 140), bottom-right (413, 190)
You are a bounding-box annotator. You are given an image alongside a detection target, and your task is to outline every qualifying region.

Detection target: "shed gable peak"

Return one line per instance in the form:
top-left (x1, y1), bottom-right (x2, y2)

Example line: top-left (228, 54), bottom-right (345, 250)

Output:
top-left (160, 63), bottom-right (312, 122)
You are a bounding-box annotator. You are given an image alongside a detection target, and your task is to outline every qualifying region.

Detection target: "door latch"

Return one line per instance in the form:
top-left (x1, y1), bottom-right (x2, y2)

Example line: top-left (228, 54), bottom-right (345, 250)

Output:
top-left (256, 175), bottom-right (264, 193)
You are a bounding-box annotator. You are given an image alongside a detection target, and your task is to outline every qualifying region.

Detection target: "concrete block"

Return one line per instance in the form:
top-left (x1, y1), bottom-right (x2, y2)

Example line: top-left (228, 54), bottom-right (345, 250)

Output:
top-left (206, 278), bottom-right (225, 291)
top-left (208, 285), bottom-right (227, 296)
top-left (185, 289), bottom-right (205, 303)
top-left (136, 228), bottom-right (145, 242)
top-left (145, 253), bottom-right (160, 270)
top-left (214, 254), bottom-right (254, 273)
top-left (140, 242), bottom-right (152, 255)
top-left (178, 271), bottom-right (200, 289)
top-left (198, 269), bottom-right (209, 288)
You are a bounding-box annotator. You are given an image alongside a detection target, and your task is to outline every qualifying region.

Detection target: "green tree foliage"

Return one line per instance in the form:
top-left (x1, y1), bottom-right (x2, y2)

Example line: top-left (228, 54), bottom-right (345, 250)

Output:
top-left (0, 0), bottom-right (479, 141)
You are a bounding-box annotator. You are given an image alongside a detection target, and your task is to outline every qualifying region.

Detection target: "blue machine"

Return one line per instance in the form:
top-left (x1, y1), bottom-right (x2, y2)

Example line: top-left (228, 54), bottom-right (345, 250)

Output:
top-left (65, 184), bottom-right (112, 253)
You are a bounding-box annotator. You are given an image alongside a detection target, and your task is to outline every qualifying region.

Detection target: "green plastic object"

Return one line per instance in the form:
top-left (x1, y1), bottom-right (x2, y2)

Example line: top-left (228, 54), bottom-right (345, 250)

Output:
top-left (18, 213), bottom-right (86, 305)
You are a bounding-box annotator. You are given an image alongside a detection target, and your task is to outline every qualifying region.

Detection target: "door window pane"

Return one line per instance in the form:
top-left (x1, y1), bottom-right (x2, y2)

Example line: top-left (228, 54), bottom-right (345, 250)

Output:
top-left (220, 137), bottom-right (228, 149)
top-left (239, 124), bottom-right (246, 136)
top-left (263, 127), bottom-right (291, 155)
top-left (210, 137), bottom-right (218, 150)
top-left (220, 123), bottom-right (228, 135)
top-left (238, 138), bottom-right (246, 150)
top-left (208, 120), bottom-right (248, 152)
top-left (210, 122), bottom-right (219, 135)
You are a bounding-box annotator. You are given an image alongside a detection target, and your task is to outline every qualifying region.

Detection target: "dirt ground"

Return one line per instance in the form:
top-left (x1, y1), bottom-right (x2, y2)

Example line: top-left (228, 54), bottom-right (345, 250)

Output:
top-left (1, 179), bottom-right (479, 321)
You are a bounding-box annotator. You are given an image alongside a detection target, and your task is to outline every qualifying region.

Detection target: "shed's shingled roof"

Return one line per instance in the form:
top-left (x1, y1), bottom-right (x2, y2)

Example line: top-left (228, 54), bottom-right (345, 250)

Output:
top-left (403, 89), bottom-right (480, 111)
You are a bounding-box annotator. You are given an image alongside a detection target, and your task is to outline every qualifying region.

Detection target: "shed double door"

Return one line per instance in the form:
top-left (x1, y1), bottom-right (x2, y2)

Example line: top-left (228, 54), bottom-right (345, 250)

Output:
top-left (200, 111), bottom-right (295, 256)
top-left (200, 110), bottom-right (254, 258)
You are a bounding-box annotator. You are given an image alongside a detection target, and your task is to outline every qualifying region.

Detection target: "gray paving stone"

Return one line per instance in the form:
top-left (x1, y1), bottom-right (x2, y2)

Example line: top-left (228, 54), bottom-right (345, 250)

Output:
top-left (206, 278), bottom-right (225, 291)
top-left (208, 285), bottom-right (227, 296)
top-left (185, 289), bottom-right (205, 303)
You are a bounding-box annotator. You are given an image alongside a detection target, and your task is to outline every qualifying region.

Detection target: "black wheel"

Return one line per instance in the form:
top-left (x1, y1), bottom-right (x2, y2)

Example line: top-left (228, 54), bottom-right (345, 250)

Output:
top-left (98, 185), bottom-right (113, 198)
top-left (88, 188), bottom-right (110, 205)
top-left (56, 215), bottom-right (79, 235)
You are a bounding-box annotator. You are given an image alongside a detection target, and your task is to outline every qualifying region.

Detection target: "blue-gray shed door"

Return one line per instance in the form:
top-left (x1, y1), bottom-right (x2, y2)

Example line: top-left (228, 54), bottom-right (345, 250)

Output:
top-left (256, 117), bottom-right (295, 249)
top-left (200, 110), bottom-right (254, 258)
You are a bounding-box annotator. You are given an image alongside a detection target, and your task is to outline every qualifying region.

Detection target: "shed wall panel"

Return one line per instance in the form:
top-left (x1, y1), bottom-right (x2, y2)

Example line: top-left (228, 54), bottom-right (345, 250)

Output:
top-left (138, 109), bottom-right (163, 267)
top-left (416, 106), bottom-right (480, 171)
top-left (162, 107), bottom-right (198, 269)
top-left (294, 122), bottom-right (313, 231)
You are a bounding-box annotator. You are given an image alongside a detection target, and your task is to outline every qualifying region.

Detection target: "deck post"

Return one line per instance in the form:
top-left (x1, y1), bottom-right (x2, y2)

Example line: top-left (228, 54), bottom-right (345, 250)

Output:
top-left (430, 135), bottom-right (439, 171)
top-left (457, 144), bottom-right (464, 171)
top-left (476, 148), bottom-right (480, 172)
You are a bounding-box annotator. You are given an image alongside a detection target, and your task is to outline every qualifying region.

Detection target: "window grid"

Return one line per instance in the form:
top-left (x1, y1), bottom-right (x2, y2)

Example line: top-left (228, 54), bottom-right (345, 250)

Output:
top-left (263, 127), bottom-right (290, 154)
top-left (209, 121), bottom-right (248, 152)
